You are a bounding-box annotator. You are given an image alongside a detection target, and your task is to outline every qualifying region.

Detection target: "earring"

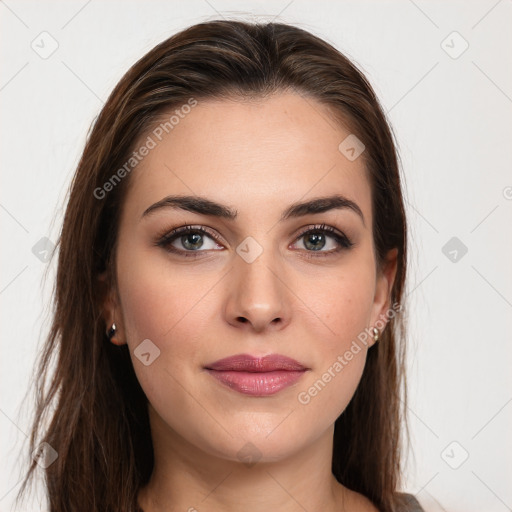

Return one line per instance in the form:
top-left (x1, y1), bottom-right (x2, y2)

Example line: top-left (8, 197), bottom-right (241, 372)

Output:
top-left (106, 323), bottom-right (117, 341)
top-left (372, 327), bottom-right (379, 343)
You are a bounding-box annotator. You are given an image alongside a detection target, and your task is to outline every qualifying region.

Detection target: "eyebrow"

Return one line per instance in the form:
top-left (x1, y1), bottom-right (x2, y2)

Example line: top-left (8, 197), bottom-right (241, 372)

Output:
top-left (141, 194), bottom-right (365, 225)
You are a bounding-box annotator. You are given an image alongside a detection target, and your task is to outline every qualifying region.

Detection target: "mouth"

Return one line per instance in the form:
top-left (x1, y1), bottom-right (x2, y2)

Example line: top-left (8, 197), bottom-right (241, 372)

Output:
top-left (204, 353), bottom-right (309, 397)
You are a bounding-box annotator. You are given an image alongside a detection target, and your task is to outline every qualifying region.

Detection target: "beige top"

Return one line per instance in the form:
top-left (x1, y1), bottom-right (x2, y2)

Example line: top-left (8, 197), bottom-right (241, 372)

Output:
top-left (395, 492), bottom-right (425, 511)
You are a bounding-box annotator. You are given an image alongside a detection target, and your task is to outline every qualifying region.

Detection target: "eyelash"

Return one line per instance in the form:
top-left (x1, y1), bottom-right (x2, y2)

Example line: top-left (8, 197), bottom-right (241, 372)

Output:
top-left (155, 223), bottom-right (354, 258)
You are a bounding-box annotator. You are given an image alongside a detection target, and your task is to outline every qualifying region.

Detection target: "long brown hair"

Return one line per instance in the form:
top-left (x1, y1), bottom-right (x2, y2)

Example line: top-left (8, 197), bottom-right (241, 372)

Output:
top-left (18, 20), bottom-right (408, 512)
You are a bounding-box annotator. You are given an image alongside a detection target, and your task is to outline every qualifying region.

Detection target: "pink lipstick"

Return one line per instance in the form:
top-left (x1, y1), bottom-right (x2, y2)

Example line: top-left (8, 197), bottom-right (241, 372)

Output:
top-left (204, 354), bottom-right (308, 396)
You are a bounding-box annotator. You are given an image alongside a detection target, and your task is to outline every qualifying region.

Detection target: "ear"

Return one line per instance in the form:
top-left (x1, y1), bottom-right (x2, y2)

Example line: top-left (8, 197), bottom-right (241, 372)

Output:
top-left (368, 248), bottom-right (399, 347)
top-left (97, 271), bottom-right (126, 346)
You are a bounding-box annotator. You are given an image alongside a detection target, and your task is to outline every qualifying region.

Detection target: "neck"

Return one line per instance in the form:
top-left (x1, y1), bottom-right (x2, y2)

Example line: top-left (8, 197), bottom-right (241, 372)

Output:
top-left (138, 405), bottom-right (350, 512)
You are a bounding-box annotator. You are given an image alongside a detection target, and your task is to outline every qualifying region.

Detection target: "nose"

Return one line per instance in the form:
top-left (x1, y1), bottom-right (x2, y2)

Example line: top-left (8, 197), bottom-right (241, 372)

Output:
top-left (224, 252), bottom-right (291, 333)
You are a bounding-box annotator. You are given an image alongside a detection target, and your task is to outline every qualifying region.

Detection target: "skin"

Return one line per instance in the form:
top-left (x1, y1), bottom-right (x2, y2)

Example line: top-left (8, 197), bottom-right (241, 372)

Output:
top-left (102, 92), bottom-right (397, 511)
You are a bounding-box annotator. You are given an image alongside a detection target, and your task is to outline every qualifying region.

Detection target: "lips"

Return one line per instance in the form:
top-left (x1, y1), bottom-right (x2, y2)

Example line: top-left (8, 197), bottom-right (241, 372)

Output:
top-left (205, 353), bottom-right (306, 372)
top-left (204, 354), bottom-right (309, 396)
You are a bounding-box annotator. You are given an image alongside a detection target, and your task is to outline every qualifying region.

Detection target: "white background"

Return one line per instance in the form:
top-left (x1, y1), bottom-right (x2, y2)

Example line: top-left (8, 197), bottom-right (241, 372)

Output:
top-left (1, 1), bottom-right (511, 511)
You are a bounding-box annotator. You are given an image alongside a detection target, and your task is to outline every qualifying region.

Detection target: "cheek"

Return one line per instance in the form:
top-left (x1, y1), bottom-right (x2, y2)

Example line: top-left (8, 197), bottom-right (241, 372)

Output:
top-left (115, 252), bottom-right (217, 434)
top-left (294, 255), bottom-right (376, 350)
top-left (115, 245), bottom-right (229, 406)
top-left (116, 243), bottom-right (217, 344)
top-left (291, 256), bottom-right (376, 416)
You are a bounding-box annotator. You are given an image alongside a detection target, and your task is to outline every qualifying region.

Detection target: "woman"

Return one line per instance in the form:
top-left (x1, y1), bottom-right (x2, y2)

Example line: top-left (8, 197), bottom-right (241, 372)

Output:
top-left (19, 20), bottom-right (422, 512)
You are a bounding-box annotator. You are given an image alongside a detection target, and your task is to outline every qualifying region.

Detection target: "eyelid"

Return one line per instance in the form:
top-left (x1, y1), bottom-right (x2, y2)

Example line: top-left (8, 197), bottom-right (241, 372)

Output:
top-left (294, 223), bottom-right (335, 237)
top-left (155, 224), bottom-right (227, 251)
top-left (291, 223), bottom-right (353, 247)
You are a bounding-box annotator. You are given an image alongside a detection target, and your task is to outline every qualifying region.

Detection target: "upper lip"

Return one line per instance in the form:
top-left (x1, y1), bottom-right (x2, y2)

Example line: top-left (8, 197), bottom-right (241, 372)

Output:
top-left (204, 353), bottom-right (307, 372)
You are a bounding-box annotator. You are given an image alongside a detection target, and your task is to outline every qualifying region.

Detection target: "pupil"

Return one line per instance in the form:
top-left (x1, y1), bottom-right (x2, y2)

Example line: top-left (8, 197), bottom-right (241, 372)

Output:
top-left (305, 233), bottom-right (325, 251)
top-left (182, 233), bottom-right (203, 250)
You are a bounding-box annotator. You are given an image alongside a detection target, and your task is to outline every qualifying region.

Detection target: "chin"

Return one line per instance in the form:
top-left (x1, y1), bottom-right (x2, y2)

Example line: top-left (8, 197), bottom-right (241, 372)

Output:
top-left (201, 419), bottom-right (315, 465)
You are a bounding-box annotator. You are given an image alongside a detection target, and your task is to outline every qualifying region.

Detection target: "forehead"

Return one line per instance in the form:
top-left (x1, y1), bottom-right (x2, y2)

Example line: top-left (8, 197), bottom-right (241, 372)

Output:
top-left (123, 92), bottom-right (372, 222)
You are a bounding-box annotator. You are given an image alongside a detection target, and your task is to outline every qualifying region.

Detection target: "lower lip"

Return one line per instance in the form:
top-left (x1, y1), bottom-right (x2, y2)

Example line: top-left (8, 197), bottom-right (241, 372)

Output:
top-left (206, 369), bottom-right (306, 396)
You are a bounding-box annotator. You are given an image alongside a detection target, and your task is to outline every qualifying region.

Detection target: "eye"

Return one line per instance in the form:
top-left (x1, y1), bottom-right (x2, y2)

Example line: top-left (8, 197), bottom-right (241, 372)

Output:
top-left (290, 224), bottom-right (353, 255)
top-left (156, 225), bottom-right (224, 255)
top-left (155, 223), bottom-right (353, 258)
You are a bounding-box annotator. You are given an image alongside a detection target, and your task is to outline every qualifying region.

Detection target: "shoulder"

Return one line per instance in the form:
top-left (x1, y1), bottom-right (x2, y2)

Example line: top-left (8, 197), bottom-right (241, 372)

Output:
top-left (342, 488), bottom-right (380, 511)
top-left (393, 492), bottom-right (424, 512)
top-left (343, 489), bottom-right (424, 512)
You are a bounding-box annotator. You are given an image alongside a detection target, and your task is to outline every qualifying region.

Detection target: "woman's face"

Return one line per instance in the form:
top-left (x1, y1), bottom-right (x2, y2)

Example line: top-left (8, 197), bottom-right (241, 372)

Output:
top-left (109, 92), bottom-right (397, 463)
